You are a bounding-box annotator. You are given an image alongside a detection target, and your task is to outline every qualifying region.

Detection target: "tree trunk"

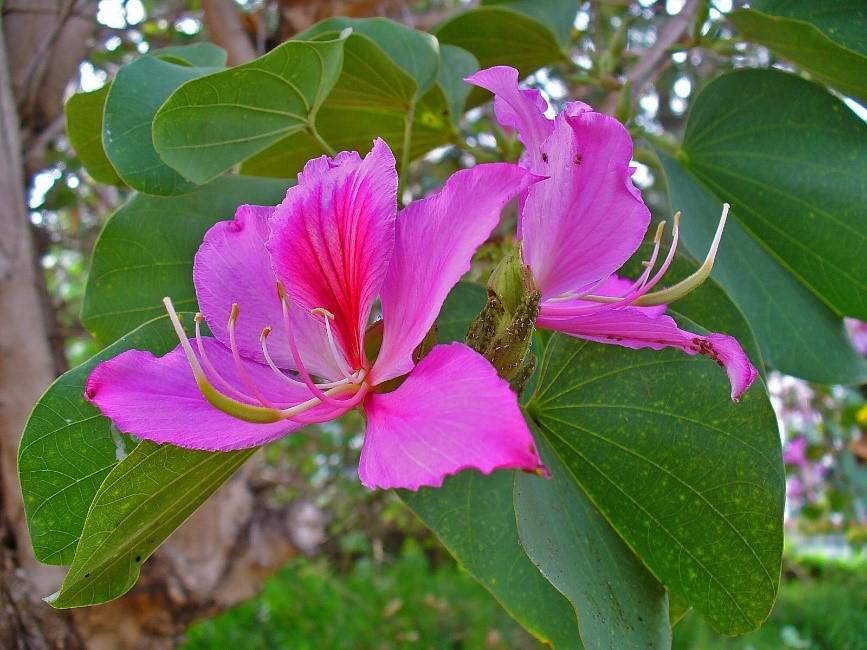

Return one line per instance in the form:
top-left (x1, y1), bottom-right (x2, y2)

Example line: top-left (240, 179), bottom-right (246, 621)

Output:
top-left (0, 3), bottom-right (316, 647)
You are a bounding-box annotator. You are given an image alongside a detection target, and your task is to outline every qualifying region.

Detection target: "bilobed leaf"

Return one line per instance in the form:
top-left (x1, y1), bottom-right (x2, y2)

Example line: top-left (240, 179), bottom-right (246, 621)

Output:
top-left (103, 55), bottom-right (222, 196)
top-left (434, 6), bottom-right (565, 107)
top-left (49, 441), bottom-right (256, 608)
top-left (654, 70), bottom-right (867, 384)
top-left (65, 85), bottom-right (123, 186)
top-left (729, 1), bottom-right (867, 102)
top-left (152, 34), bottom-right (347, 185)
top-left (515, 435), bottom-right (671, 650)
top-left (81, 176), bottom-right (288, 346)
top-left (18, 315), bottom-right (192, 565)
top-left (402, 472), bottom-right (583, 650)
top-left (682, 69), bottom-right (867, 320)
top-left (527, 334), bottom-right (784, 635)
top-left (430, 44), bottom-right (479, 127)
top-left (437, 282), bottom-right (486, 342)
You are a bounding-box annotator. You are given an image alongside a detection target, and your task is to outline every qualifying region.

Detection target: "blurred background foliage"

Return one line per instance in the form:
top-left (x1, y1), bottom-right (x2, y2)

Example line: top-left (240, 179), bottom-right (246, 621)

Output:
top-left (27, 0), bottom-right (866, 647)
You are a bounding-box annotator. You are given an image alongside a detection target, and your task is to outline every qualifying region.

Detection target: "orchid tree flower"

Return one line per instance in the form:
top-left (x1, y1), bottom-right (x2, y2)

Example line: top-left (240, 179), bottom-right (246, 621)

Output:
top-left (85, 139), bottom-right (546, 490)
top-left (468, 66), bottom-right (758, 401)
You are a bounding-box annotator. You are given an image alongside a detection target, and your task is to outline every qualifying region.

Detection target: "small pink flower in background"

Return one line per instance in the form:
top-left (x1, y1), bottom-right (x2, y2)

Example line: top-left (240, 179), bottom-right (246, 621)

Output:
top-left (86, 139), bottom-right (545, 490)
top-left (783, 437), bottom-right (809, 469)
top-left (467, 66), bottom-right (758, 401)
top-left (845, 318), bottom-right (867, 356)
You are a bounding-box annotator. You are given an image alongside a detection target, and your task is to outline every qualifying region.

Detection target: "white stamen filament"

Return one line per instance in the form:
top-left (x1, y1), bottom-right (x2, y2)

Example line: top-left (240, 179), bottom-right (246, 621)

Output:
top-left (194, 313), bottom-right (256, 402)
top-left (311, 307), bottom-right (355, 381)
top-left (228, 304), bottom-right (275, 407)
top-left (163, 297), bottom-right (364, 424)
top-left (259, 327), bottom-right (361, 389)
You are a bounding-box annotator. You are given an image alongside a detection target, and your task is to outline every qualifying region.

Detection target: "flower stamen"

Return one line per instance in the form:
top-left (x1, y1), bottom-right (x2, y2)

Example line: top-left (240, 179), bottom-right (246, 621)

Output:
top-left (260, 327), bottom-right (359, 390)
top-left (194, 313), bottom-right (256, 402)
top-left (311, 307), bottom-right (356, 382)
top-left (228, 303), bottom-right (276, 407)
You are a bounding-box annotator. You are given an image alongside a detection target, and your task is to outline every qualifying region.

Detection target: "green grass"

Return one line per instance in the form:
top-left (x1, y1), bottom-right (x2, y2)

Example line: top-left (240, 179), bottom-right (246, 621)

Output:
top-left (182, 539), bottom-right (537, 649)
top-left (184, 545), bottom-right (867, 650)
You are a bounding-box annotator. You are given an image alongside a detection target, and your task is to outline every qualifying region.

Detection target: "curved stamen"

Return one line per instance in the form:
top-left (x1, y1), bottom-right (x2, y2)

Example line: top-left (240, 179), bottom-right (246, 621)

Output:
top-left (194, 313), bottom-right (255, 402)
top-left (260, 327), bottom-right (359, 390)
top-left (634, 203), bottom-right (728, 306)
top-left (277, 381), bottom-right (369, 418)
top-left (311, 307), bottom-right (355, 381)
top-left (228, 304), bottom-right (276, 408)
top-left (278, 283), bottom-right (367, 409)
top-left (163, 297), bottom-right (284, 423)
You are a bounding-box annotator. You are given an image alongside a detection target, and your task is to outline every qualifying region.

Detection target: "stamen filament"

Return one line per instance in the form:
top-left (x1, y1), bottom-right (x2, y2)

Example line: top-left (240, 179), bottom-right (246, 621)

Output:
top-left (194, 313), bottom-right (255, 402)
top-left (311, 307), bottom-right (355, 381)
top-left (260, 327), bottom-right (359, 390)
top-left (163, 297), bottom-right (284, 424)
top-left (634, 203), bottom-right (728, 306)
top-left (228, 304), bottom-right (275, 408)
top-left (279, 285), bottom-right (367, 409)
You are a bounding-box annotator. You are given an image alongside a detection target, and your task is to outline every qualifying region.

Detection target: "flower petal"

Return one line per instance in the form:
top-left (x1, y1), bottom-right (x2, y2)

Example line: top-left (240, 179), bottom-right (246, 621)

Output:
top-left (537, 308), bottom-right (759, 401)
top-left (194, 204), bottom-right (343, 379)
top-left (267, 139), bottom-right (398, 369)
top-left (85, 338), bottom-right (348, 451)
top-left (359, 343), bottom-right (544, 490)
top-left (466, 66), bottom-right (553, 170)
top-left (372, 163), bottom-right (539, 384)
top-left (522, 105), bottom-right (650, 299)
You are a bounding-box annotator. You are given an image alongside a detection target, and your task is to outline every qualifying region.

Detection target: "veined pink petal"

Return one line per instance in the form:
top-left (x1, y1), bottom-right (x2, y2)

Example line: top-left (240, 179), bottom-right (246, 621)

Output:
top-left (85, 338), bottom-right (349, 451)
top-left (359, 343), bottom-right (545, 490)
top-left (523, 107), bottom-right (650, 299)
top-left (537, 308), bottom-right (759, 401)
top-left (466, 66), bottom-right (553, 171)
top-left (267, 139), bottom-right (398, 370)
top-left (194, 204), bottom-right (343, 380)
top-left (371, 163), bottom-right (540, 384)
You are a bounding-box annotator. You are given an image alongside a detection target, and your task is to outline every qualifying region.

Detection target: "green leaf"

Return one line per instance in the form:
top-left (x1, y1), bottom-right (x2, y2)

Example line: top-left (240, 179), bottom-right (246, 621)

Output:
top-left (434, 6), bottom-right (565, 106)
top-left (49, 441), bottom-right (256, 608)
top-left (658, 155), bottom-right (867, 384)
top-left (19, 315), bottom-right (190, 565)
top-left (527, 334), bottom-right (784, 635)
top-left (81, 176), bottom-right (289, 346)
top-left (402, 472), bottom-right (583, 649)
top-left (515, 434), bottom-right (671, 650)
top-left (103, 55), bottom-right (222, 196)
top-left (152, 42), bottom-right (228, 67)
top-left (241, 29), bottom-right (452, 179)
top-left (65, 85), bottom-right (123, 186)
top-left (483, 0), bottom-right (579, 46)
top-left (437, 282), bottom-right (486, 342)
top-left (730, 1), bottom-right (867, 102)
top-left (681, 69), bottom-right (867, 321)
top-left (430, 45), bottom-right (479, 127)
top-left (152, 35), bottom-right (347, 185)
top-left (299, 17), bottom-right (440, 96)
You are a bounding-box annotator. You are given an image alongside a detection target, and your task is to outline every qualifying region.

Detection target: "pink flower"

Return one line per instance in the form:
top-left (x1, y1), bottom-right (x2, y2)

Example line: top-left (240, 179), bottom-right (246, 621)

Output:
top-left (85, 139), bottom-right (545, 490)
top-left (783, 437), bottom-right (808, 469)
top-left (467, 67), bottom-right (758, 401)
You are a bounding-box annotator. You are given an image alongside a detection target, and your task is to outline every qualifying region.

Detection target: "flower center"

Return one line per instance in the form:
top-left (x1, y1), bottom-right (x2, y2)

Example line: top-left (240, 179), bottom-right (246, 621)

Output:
top-left (163, 295), bottom-right (368, 425)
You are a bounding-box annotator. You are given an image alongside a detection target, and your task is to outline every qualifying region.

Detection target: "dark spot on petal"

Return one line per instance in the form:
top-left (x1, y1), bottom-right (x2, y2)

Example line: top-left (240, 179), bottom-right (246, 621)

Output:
top-left (541, 152), bottom-right (549, 163)
top-left (85, 388), bottom-right (96, 399)
top-left (574, 153), bottom-right (582, 165)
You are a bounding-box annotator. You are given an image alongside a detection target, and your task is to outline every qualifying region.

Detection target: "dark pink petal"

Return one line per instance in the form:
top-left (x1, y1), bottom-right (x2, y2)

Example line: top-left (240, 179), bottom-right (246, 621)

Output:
top-left (466, 66), bottom-right (553, 171)
top-left (537, 308), bottom-right (758, 401)
top-left (359, 343), bottom-right (544, 490)
top-left (523, 106), bottom-right (650, 299)
top-left (267, 139), bottom-right (398, 370)
top-left (194, 204), bottom-right (343, 380)
top-left (85, 338), bottom-right (348, 451)
top-left (372, 163), bottom-right (539, 384)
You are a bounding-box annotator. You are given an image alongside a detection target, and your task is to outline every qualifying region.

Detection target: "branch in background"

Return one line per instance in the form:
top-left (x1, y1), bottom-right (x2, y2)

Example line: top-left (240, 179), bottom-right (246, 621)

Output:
top-left (601, 0), bottom-right (700, 115)
top-left (203, 0), bottom-right (257, 65)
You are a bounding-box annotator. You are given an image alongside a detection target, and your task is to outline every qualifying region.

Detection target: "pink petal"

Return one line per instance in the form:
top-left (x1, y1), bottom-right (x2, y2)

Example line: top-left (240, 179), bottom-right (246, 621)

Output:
top-left (537, 308), bottom-right (758, 401)
top-left (267, 139), bottom-right (398, 370)
top-left (371, 163), bottom-right (539, 384)
top-left (465, 66), bottom-right (553, 171)
top-left (522, 106), bottom-right (650, 299)
top-left (85, 338), bottom-right (348, 451)
top-left (194, 204), bottom-right (343, 380)
top-left (359, 343), bottom-right (544, 490)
